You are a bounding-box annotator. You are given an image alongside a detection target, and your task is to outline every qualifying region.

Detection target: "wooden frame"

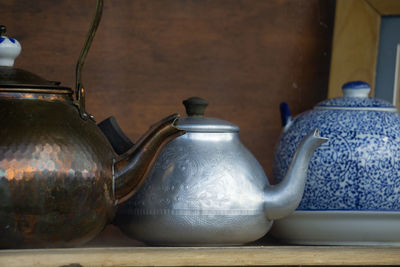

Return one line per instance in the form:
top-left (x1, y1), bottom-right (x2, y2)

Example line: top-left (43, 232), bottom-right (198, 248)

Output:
top-left (394, 44), bottom-right (400, 107)
top-left (328, 0), bottom-right (400, 98)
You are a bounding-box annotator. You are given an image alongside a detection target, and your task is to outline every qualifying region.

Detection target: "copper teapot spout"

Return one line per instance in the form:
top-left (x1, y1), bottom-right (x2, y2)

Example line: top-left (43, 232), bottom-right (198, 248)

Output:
top-left (99, 114), bottom-right (185, 204)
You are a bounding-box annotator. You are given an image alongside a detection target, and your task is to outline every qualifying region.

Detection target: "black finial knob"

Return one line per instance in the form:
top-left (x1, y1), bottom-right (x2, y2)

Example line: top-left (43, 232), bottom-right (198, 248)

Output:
top-left (0, 25), bottom-right (6, 36)
top-left (183, 97), bottom-right (209, 117)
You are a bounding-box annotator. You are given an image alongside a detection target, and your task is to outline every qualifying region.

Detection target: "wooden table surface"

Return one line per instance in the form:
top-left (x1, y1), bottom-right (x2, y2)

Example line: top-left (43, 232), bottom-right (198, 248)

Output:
top-left (1, 245), bottom-right (400, 267)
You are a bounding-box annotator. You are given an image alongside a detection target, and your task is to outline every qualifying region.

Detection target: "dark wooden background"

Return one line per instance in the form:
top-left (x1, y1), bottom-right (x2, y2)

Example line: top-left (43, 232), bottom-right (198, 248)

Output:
top-left (1, 0), bottom-right (335, 244)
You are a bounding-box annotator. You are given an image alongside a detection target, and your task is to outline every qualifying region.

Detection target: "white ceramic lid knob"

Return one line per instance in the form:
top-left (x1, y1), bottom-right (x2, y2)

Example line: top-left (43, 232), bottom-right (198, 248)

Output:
top-left (342, 81), bottom-right (370, 98)
top-left (0, 25), bottom-right (21, 67)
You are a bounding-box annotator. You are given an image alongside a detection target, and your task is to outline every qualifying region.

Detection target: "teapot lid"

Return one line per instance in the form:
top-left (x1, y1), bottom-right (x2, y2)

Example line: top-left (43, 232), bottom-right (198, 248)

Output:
top-left (176, 97), bottom-right (240, 133)
top-left (315, 81), bottom-right (397, 112)
top-left (0, 26), bottom-right (71, 92)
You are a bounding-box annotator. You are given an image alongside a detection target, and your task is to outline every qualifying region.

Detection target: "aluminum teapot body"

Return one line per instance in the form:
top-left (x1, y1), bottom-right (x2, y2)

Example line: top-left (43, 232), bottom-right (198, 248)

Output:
top-left (114, 97), bottom-right (327, 245)
top-left (116, 131), bottom-right (271, 245)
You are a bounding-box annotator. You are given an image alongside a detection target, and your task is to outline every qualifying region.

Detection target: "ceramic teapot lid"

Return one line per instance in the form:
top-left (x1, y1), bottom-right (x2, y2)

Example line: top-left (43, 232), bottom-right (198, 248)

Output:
top-left (0, 25), bottom-right (70, 91)
top-left (177, 97), bottom-right (240, 133)
top-left (315, 81), bottom-right (397, 112)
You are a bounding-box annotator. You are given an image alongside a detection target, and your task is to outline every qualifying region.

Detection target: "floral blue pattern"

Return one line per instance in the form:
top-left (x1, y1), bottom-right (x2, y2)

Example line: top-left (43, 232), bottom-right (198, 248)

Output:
top-left (274, 108), bottom-right (400, 211)
top-left (316, 97), bottom-right (394, 108)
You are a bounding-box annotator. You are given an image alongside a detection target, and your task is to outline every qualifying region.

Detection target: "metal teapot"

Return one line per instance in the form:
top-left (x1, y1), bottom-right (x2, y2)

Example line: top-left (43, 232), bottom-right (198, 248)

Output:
top-left (0, 1), bottom-right (184, 248)
top-left (110, 97), bottom-right (327, 245)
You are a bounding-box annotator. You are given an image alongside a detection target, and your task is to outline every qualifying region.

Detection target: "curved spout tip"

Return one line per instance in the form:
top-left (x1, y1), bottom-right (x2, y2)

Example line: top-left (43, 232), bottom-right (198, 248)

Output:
top-left (265, 129), bottom-right (327, 220)
top-left (313, 128), bottom-right (328, 140)
top-left (150, 113), bottom-right (181, 129)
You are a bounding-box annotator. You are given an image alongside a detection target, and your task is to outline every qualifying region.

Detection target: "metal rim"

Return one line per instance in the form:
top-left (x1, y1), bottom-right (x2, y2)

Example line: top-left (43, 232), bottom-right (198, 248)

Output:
top-left (0, 87), bottom-right (72, 94)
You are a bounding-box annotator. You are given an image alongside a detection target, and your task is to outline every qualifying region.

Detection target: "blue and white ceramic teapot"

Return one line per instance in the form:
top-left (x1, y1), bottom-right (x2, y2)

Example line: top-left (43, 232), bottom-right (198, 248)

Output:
top-left (270, 81), bottom-right (400, 245)
top-left (274, 81), bottom-right (400, 211)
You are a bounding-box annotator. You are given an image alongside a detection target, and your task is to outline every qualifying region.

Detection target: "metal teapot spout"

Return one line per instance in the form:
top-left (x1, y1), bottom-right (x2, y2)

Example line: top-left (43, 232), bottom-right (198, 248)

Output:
top-left (99, 114), bottom-right (185, 205)
top-left (264, 129), bottom-right (327, 220)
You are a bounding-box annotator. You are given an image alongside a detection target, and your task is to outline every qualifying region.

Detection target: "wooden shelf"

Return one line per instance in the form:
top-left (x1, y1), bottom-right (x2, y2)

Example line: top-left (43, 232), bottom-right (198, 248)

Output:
top-left (1, 245), bottom-right (400, 266)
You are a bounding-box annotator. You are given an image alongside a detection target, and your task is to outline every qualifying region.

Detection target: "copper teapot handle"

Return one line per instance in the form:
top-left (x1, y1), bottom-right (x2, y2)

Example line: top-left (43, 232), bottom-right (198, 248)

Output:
top-left (75, 0), bottom-right (104, 120)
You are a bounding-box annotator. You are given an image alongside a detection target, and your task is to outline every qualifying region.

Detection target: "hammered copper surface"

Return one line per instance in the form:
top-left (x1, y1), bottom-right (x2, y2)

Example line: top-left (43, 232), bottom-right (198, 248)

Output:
top-left (0, 0), bottom-right (190, 248)
top-left (0, 92), bottom-right (184, 248)
top-left (0, 95), bottom-right (116, 248)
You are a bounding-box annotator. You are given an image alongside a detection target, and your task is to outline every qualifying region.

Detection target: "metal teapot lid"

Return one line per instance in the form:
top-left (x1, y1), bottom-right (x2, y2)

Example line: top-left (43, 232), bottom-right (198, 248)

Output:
top-left (315, 81), bottom-right (397, 112)
top-left (177, 97), bottom-right (240, 133)
top-left (0, 25), bottom-right (70, 91)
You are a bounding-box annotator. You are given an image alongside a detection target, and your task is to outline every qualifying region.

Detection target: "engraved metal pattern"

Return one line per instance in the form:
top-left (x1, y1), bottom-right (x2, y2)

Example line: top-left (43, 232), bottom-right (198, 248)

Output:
top-left (116, 132), bottom-right (271, 245)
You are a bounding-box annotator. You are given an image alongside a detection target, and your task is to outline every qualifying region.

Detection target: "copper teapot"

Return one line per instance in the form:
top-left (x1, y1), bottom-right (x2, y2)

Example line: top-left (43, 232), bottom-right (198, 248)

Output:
top-left (0, 0), bottom-right (184, 248)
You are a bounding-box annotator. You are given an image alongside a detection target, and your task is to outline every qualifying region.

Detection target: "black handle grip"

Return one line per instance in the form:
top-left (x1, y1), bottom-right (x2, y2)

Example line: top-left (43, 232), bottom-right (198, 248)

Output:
top-left (98, 116), bottom-right (134, 155)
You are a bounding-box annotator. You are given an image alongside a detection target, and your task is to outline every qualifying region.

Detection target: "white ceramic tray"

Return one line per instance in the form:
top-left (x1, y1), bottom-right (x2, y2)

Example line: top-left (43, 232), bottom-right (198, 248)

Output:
top-left (270, 210), bottom-right (400, 245)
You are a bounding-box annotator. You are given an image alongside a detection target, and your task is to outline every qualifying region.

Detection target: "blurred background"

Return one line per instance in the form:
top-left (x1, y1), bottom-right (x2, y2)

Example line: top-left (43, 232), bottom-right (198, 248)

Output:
top-left (1, 0), bottom-right (335, 244)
